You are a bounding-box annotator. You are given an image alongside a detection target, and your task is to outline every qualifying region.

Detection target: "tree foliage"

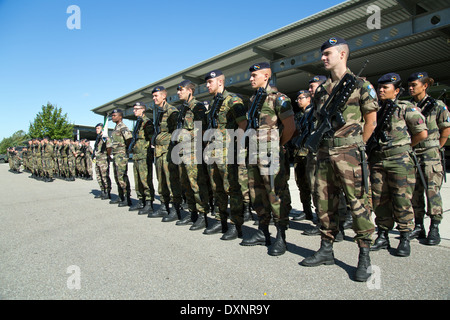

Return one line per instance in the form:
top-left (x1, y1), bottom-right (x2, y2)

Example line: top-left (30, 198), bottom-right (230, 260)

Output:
top-left (0, 130), bottom-right (30, 154)
top-left (28, 102), bottom-right (74, 139)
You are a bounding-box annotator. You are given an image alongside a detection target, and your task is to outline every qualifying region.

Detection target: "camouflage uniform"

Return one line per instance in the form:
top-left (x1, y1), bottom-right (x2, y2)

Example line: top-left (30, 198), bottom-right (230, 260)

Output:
top-left (369, 100), bottom-right (427, 233)
top-left (42, 140), bottom-right (54, 180)
top-left (94, 134), bottom-right (112, 197)
top-left (131, 114), bottom-right (155, 204)
top-left (108, 121), bottom-right (133, 201)
top-left (312, 69), bottom-right (379, 246)
top-left (204, 89), bottom-right (247, 236)
top-left (67, 142), bottom-right (76, 179)
top-left (154, 102), bottom-right (182, 212)
top-left (174, 97), bottom-right (210, 226)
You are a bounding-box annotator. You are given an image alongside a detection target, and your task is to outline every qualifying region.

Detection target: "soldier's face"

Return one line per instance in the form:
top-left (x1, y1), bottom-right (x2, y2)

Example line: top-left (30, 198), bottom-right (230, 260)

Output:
top-left (177, 86), bottom-right (191, 101)
top-left (152, 91), bottom-right (166, 105)
top-left (296, 94), bottom-right (310, 109)
top-left (321, 47), bottom-right (341, 71)
top-left (377, 83), bottom-right (399, 101)
top-left (133, 106), bottom-right (145, 117)
top-left (206, 78), bottom-right (219, 94)
top-left (250, 70), bottom-right (268, 89)
top-left (95, 126), bottom-right (102, 134)
top-left (408, 80), bottom-right (427, 97)
top-left (309, 82), bottom-right (320, 97)
top-left (111, 113), bottom-right (122, 123)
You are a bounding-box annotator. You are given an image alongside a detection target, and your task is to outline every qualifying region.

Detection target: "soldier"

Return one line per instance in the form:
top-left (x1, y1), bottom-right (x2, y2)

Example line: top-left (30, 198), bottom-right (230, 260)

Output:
top-left (291, 89), bottom-right (314, 221)
top-left (368, 73), bottom-right (428, 257)
top-left (239, 62), bottom-right (296, 256)
top-left (93, 123), bottom-right (112, 200)
top-left (107, 109), bottom-right (133, 207)
top-left (128, 102), bottom-right (155, 215)
top-left (173, 80), bottom-right (210, 230)
top-left (408, 72), bottom-right (450, 245)
top-left (151, 86), bottom-right (183, 222)
top-left (84, 139), bottom-right (94, 180)
top-left (41, 136), bottom-right (54, 182)
top-left (67, 140), bottom-right (77, 181)
top-left (202, 70), bottom-right (248, 240)
top-left (61, 139), bottom-right (69, 180)
top-left (299, 37), bottom-right (378, 282)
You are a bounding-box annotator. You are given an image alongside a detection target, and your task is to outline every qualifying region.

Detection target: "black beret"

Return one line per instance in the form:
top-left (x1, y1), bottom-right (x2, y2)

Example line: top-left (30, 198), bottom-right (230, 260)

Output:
top-left (205, 70), bottom-right (223, 81)
top-left (134, 102), bottom-right (146, 109)
top-left (407, 72), bottom-right (428, 82)
top-left (111, 109), bottom-right (123, 114)
top-left (321, 36), bottom-right (348, 52)
top-left (249, 62), bottom-right (271, 72)
top-left (309, 75), bottom-right (327, 84)
top-left (296, 90), bottom-right (309, 97)
top-left (378, 73), bottom-right (401, 85)
top-left (95, 123), bottom-right (103, 128)
top-left (152, 86), bottom-right (165, 93)
top-left (178, 80), bottom-right (193, 89)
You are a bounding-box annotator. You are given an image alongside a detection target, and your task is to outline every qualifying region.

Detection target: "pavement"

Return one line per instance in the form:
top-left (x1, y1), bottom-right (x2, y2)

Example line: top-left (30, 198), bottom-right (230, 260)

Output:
top-left (0, 162), bottom-right (449, 301)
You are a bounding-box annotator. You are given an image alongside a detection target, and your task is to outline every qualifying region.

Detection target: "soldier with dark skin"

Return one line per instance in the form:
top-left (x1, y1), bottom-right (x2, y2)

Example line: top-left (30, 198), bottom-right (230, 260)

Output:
top-left (408, 72), bottom-right (450, 245)
top-left (202, 70), bottom-right (248, 240)
top-left (239, 62), bottom-right (296, 256)
top-left (368, 73), bottom-right (428, 257)
top-left (299, 37), bottom-right (378, 282)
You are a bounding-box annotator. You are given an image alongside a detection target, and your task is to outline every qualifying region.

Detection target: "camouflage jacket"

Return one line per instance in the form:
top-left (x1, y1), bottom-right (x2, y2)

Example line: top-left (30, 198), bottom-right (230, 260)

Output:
top-left (375, 100), bottom-right (427, 153)
top-left (411, 95), bottom-right (450, 155)
top-left (293, 106), bottom-right (311, 157)
top-left (131, 114), bottom-right (153, 160)
top-left (313, 68), bottom-right (379, 141)
top-left (94, 135), bottom-right (110, 162)
top-left (110, 121), bottom-right (133, 156)
top-left (155, 102), bottom-right (179, 158)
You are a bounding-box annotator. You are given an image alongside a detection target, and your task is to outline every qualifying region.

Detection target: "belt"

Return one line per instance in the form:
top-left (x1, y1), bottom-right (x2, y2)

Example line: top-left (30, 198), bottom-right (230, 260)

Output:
top-left (321, 135), bottom-right (363, 148)
top-left (373, 144), bottom-right (411, 158)
top-left (416, 140), bottom-right (440, 149)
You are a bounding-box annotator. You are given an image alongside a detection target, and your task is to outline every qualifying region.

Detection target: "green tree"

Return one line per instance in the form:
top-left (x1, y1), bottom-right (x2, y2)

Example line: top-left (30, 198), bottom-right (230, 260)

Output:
top-left (28, 102), bottom-right (74, 139)
top-left (0, 130), bottom-right (30, 154)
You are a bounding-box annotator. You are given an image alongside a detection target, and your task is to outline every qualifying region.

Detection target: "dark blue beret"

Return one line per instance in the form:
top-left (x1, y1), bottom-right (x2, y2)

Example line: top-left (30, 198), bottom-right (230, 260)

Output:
top-left (95, 123), bottom-right (103, 128)
top-left (111, 109), bottom-right (123, 114)
top-left (309, 75), bottom-right (327, 84)
top-left (152, 86), bottom-right (165, 93)
top-left (249, 62), bottom-right (270, 72)
top-left (321, 37), bottom-right (348, 52)
top-left (407, 72), bottom-right (428, 82)
top-left (177, 80), bottom-right (193, 89)
top-left (205, 70), bottom-right (223, 81)
top-left (296, 90), bottom-right (309, 97)
top-left (378, 73), bottom-right (401, 84)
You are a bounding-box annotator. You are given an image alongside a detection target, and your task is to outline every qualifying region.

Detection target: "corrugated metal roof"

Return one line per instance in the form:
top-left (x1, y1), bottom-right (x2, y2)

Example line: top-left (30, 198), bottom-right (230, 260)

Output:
top-left (92, 0), bottom-right (450, 118)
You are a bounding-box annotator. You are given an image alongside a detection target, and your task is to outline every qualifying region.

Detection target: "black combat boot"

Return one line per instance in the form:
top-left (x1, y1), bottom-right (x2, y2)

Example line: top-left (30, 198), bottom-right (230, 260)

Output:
top-left (221, 223), bottom-right (242, 240)
top-left (396, 231), bottom-right (411, 257)
top-left (110, 194), bottom-right (123, 204)
top-left (162, 203), bottom-right (181, 222)
top-left (409, 218), bottom-right (426, 240)
top-left (240, 224), bottom-right (271, 246)
top-left (129, 199), bottom-right (145, 211)
top-left (190, 213), bottom-right (207, 231)
top-left (147, 202), bottom-right (167, 218)
top-left (243, 203), bottom-right (252, 222)
top-left (203, 219), bottom-right (227, 235)
top-left (136, 200), bottom-right (152, 216)
top-left (118, 195), bottom-right (131, 207)
top-left (176, 211), bottom-right (196, 226)
top-left (102, 190), bottom-right (111, 200)
top-left (354, 244), bottom-right (371, 282)
top-left (268, 224), bottom-right (287, 256)
top-left (300, 239), bottom-right (335, 267)
top-left (426, 219), bottom-right (441, 246)
top-left (370, 228), bottom-right (390, 251)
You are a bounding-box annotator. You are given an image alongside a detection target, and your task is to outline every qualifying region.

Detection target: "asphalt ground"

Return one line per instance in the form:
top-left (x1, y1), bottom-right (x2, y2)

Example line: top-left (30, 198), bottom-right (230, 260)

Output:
top-left (0, 162), bottom-right (449, 303)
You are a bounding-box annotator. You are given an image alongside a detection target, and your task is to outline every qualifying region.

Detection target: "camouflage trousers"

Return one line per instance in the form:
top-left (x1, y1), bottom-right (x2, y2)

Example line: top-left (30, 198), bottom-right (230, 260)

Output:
top-left (133, 155), bottom-right (155, 201)
top-left (42, 157), bottom-right (54, 178)
top-left (95, 158), bottom-right (111, 192)
top-left (179, 159), bottom-right (210, 214)
top-left (67, 156), bottom-right (76, 177)
top-left (248, 149), bottom-right (290, 227)
top-left (155, 152), bottom-right (182, 205)
top-left (112, 153), bottom-right (131, 197)
top-left (315, 144), bottom-right (374, 246)
top-left (208, 162), bottom-right (244, 225)
top-left (369, 151), bottom-right (415, 232)
top-left (412, 148), bottom-right (444, 222)
top-left (239, 164), bottom-right (250, 205)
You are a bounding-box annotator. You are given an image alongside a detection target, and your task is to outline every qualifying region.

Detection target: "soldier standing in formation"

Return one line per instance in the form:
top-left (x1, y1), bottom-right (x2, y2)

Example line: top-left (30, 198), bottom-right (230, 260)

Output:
top-left (129, 102), bottom-right (155, 215)
top-left (108, 109), bottom-right (133, 207)
top-left (368, 73), bottom-right (428, 257)
top-left (93, 123), bottom-right (112, 200)
top-left (151, 86), bottom-right (183, 222)
top-left (299, 37), bottom-right (378, 282)
top-left (240, 62), bottom-right (296, 256)
top-left (408, 72), bottom-right (450, 245)
top-left (202, 70), bottom-right (248, 240)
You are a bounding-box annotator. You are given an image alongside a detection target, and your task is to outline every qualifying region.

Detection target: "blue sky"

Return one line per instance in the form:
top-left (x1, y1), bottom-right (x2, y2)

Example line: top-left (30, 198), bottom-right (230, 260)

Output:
top-left (0, 0), bottom-right (344, 141)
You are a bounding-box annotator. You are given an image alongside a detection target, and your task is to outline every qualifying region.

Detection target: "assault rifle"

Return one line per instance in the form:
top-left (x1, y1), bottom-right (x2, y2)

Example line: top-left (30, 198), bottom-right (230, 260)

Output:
top-left (207, 92), bottom-right (225, 129)
top-left (291, 104), bottom-right (316, 149)
top-left (92, 134), bottom-right (101, 160)
top-left (128, 116), bottom-right (143, 154)
top-left (419, 89), bottom-right (447, 118)
top-left (177, 94), bottom-right (191, 129)
top-left (246, 79), bottom-right (271, 130)
top-left (366, 88), bottom-right (405, 157)
top-left (151, 104), bottom-right (166, 147)
top-left (305, 60), bottom-right (369, 153)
